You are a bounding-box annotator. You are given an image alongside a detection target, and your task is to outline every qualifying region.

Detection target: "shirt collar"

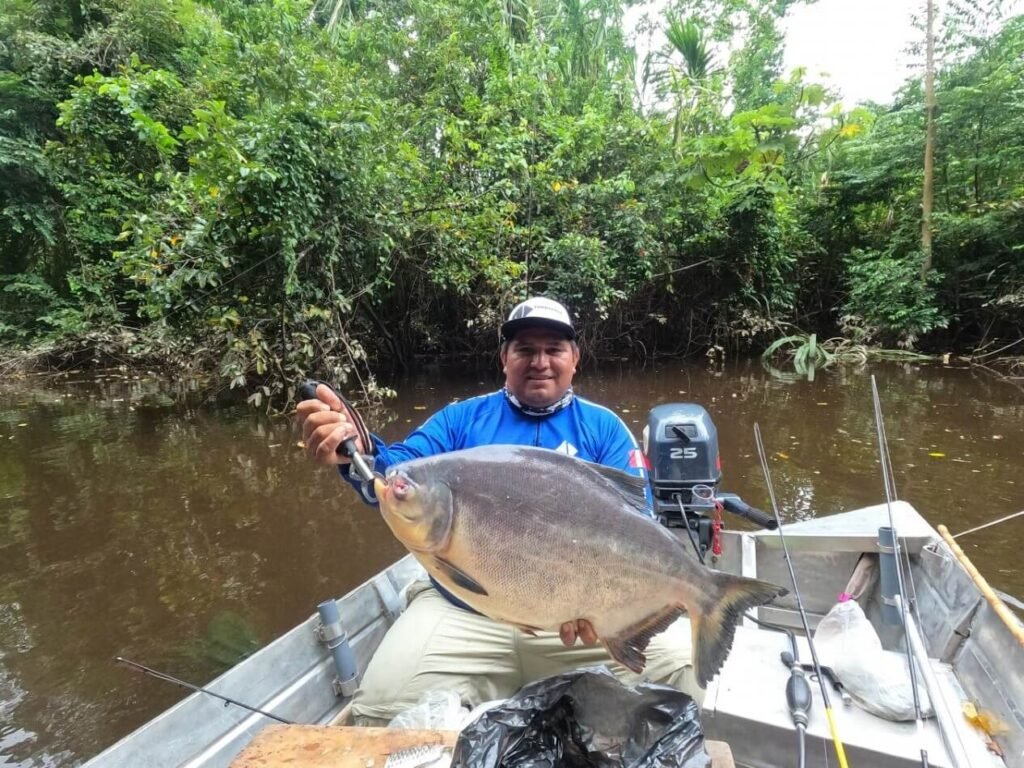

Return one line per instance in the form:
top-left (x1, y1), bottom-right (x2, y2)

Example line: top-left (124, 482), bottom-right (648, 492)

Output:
top-left (502, 387), bottom-right (574, 417)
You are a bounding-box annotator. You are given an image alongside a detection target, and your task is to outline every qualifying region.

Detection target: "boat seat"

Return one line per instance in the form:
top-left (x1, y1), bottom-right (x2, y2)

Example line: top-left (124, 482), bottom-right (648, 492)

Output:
top-left (748, 501), bottom-right (937, 556)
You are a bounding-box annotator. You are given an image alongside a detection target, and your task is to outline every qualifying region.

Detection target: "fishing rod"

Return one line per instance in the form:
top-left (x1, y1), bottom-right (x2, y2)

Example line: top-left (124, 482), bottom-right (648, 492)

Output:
top-left (116, 657), bottom-right (294, 725)
top-left (753, 423), bottom-right (850, 768)
top-left (869, 375), bottom-right (928, 768)
top-left (870, 376), bottom-right (974, 768)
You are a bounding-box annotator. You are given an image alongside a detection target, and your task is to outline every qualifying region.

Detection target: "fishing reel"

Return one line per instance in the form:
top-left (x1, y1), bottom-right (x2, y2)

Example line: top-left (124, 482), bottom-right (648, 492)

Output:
top-left (643, 403), bottom-right (777, 561)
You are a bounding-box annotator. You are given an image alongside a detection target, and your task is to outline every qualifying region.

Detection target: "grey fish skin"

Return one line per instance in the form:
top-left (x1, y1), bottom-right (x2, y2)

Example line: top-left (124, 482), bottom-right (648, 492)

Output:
top-left (374, 444), bottom-right (787, 688)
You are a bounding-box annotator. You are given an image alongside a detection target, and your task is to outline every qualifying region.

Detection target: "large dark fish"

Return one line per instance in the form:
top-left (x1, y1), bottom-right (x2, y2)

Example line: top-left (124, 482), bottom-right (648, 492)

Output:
top-left (373, 444), bottom-right (786, 687)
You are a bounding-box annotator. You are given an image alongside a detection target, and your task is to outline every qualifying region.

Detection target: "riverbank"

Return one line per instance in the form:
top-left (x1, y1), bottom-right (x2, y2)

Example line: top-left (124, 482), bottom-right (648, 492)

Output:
top-left (3, 330), bottom-right (1022, 414)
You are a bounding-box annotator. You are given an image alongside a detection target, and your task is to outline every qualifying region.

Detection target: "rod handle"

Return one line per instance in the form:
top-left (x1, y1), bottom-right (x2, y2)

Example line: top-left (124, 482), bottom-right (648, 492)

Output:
top-left (297, 380), bottom-right (374, 482)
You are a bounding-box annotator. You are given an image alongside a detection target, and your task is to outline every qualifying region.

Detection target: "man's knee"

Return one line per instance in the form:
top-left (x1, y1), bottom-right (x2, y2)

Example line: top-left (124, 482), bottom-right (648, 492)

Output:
top-left (350, 586), bottom-right (520, 722)
top-left (349, 584), bottom-right (448, 721)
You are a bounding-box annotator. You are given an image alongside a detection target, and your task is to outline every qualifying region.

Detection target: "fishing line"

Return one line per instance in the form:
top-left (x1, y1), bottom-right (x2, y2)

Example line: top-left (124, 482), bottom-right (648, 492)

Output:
top-left (953, 509), bottom-right (1024, 539)
top-left (754, 423), bottom-right (850, 768)
top-left (116, 657), bottom-right (294, 724)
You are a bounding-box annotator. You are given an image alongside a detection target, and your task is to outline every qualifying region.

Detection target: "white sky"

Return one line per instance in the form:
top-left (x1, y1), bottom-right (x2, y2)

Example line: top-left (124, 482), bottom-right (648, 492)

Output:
top-left (626, 0), bottom-right (1024, 109)
top-left (781, 0), bottom-right (918, 106)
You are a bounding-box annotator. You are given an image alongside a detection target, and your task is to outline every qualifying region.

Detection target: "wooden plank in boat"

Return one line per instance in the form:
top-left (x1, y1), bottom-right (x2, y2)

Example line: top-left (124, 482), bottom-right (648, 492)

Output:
top-left (229, 725), bottom-right (735, 767)
top-left (230, 726), bottom-right (458, 767)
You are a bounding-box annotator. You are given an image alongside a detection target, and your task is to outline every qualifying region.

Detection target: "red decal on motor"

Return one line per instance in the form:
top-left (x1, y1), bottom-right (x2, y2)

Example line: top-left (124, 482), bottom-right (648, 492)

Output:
top-left (629, 449), bottom-right (651, 470)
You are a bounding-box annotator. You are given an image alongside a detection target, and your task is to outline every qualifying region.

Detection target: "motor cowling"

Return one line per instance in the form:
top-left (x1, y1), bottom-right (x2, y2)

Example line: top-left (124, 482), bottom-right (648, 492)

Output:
top-left (643, 403), bottom-right (722, 526)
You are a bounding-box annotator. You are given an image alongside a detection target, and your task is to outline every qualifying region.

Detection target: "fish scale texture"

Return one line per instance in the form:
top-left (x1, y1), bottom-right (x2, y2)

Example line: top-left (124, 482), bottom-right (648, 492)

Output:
top-left (404, 446), bottom-right (707, 637)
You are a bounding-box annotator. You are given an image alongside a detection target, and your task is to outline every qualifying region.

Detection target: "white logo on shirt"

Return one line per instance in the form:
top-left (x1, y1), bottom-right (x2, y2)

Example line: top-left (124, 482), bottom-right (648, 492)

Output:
top-left (555, 441), bottom-right (579, 457)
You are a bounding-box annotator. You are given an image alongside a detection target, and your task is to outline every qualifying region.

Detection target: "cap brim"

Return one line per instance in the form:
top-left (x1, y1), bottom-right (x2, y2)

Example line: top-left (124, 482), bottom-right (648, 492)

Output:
top-left (500, 317), bottom-right (575, 341)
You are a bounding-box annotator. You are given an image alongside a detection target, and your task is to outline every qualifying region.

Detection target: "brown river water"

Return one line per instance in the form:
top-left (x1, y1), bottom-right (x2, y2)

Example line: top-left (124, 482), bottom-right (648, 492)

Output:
top-left (1, 359), bottom-right (1022, 766)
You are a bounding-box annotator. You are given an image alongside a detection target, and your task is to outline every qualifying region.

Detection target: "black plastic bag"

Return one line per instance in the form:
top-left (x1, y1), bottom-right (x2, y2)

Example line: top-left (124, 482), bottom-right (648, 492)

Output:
top-left (450, 666), bottom-right (710, 768)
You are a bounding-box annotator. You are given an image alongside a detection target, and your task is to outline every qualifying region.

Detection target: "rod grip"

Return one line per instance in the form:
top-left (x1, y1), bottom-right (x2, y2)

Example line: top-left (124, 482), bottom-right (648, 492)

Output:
top-left (296, 380), bottom-right (368, 481)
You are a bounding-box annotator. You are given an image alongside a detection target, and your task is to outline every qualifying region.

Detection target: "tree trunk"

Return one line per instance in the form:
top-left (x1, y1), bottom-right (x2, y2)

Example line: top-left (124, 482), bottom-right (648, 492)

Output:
top-left (921, 0), bottom-right (936, 279)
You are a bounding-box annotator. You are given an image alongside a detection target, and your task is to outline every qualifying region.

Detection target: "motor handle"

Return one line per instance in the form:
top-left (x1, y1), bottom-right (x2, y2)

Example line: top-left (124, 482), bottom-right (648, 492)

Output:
top-left (297, 380), bottom-right (375, 483)
top-left (720, 495), bottom-right (778, 530)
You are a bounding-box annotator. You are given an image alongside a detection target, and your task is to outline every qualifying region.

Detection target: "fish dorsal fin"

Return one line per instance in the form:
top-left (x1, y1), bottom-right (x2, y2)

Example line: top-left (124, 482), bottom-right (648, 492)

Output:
top-left (581, 459), bottom-right (651, 516)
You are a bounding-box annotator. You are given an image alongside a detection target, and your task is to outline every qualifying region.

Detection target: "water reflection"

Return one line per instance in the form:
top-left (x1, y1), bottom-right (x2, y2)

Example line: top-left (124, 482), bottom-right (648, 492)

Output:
top-left (0, 360), bottom-right (1021, 766)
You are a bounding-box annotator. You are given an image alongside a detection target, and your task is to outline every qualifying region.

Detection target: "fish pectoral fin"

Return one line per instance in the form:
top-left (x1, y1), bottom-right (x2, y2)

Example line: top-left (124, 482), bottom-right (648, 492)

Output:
top-left (603, 604), bottom-right (685, 675)
top-left (515, 624), bottom-right (542, 637)
top-left (433, 556), bottom-right (489, 596)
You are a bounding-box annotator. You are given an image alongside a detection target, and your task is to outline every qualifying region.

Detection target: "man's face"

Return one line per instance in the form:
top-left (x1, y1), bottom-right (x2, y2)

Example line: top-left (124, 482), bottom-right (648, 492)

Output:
top-left (501, 328), bottom-right (580, 409)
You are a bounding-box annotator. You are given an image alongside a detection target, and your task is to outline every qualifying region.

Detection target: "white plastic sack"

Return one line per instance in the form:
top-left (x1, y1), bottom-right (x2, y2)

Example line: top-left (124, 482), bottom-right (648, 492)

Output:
top-left (814, 599), bottom-right (934, 722)
top-left (388, 689), bottom-right (468, 731)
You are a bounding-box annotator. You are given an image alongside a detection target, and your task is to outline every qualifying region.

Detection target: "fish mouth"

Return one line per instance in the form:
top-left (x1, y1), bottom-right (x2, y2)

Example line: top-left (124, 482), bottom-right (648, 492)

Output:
top-left (375, 471), bottom-right (420, 521)
top-left (373, 473), bottom-right (389, 501)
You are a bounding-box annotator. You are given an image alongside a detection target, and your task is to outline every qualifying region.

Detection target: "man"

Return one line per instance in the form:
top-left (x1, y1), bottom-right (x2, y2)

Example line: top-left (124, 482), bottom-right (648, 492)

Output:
top-left (297, 297), bottom-right (698, 724)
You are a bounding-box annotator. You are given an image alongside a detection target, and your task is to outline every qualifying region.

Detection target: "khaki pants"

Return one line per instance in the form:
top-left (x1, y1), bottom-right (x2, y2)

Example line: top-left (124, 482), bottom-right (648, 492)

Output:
top-left (350, 582), bottom-right (702, 724)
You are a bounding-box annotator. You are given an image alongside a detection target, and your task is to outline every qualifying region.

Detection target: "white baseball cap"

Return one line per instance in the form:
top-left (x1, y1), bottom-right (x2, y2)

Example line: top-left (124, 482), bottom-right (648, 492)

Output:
top-left (500, 297), bottom-right (575, 341)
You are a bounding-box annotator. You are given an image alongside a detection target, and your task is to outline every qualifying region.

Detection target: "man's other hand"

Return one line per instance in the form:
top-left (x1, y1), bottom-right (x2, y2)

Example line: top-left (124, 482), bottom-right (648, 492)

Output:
top-left (296, 383), bottom-right (364, 465)
top-left (559, 619), bottom-right (598, 647)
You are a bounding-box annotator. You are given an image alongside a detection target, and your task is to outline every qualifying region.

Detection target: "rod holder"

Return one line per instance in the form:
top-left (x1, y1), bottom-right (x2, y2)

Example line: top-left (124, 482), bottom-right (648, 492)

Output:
top-left (316, 599), bottom-right (359, 698)
top-left (877, 526), bottom-right (902, 626)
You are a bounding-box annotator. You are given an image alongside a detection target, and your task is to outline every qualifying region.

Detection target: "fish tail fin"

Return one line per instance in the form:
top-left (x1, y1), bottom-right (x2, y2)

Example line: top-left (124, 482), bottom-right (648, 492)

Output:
top-left (690, 572), bottom-right (787, 687)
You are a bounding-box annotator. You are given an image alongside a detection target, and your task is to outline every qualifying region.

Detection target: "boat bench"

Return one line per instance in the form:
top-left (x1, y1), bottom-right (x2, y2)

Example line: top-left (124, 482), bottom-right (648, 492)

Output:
top-left (229, 724), bottom-right (737, 767)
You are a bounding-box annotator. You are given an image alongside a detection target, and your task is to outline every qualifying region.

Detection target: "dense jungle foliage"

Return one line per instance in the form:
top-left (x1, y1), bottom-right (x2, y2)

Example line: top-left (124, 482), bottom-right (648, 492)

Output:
top-left (1, 0), bottom-right (1022, 403)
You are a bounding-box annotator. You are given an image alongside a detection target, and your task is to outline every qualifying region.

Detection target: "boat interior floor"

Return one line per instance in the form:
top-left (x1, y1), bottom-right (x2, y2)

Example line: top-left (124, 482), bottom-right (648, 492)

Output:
top-left (702, 624), bottom-right (1002, 768)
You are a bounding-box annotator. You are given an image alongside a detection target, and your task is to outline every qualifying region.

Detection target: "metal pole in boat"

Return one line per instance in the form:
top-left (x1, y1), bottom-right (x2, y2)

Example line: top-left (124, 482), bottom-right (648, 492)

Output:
top-left (896, 594), bottom-right (976, 768)
top-left (316, 599), bottom-right (359, 697)
top-left (754, 423), bottom-right (850, 768)
top-left (870, 375), bottom-right (971, 768)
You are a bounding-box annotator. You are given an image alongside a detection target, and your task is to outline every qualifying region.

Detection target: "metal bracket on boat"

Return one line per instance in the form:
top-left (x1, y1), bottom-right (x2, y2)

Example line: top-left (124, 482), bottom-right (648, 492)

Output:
top-left (331, 675), bottom-right (358, 698)
top-left (314, 618), bottom-right (347, 644)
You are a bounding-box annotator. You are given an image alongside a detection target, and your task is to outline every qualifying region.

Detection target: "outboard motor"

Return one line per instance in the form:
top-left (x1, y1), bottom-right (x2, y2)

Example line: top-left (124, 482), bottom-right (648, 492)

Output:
top-left (644, 403), bottom-right (777, 559)
top-left (644, 404), bottom-right (721, 523)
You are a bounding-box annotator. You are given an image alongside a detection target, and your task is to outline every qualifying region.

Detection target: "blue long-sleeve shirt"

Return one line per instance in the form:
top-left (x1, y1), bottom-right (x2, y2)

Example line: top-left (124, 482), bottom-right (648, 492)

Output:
top-left (341, 389), bottom-right (652, 608)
